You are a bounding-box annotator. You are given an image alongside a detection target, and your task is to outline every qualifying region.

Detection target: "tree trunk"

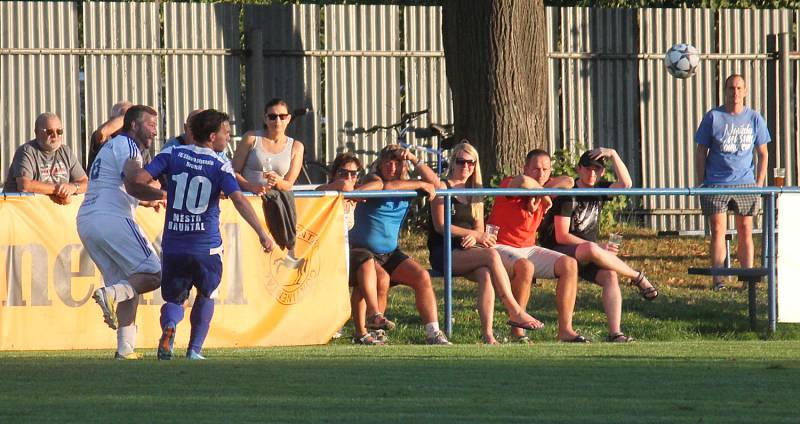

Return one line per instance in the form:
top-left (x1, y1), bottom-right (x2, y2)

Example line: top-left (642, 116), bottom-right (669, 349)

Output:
top-left (442, 0), bottom-right (547, 180)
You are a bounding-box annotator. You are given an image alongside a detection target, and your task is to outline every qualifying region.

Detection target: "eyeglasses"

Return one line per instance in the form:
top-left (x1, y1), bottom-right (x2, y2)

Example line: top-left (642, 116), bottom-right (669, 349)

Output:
top-left (455, 158), bottom-right (476, 166)
top-left (336, 169), bottom-right (360, 178)
top-left (39, 128), bottom-right (63, 137)
top-left (267, 113), bottom-right (291, 121)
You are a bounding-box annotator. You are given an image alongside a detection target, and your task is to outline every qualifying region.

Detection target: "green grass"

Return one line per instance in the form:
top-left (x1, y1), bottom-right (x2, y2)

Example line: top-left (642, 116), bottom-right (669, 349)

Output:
top-left (3, 227), bottom-right (799, 422)
top-left (2, 342), bottom-right (799, 423)
top-left (330, 227), bottom-right (800, 344)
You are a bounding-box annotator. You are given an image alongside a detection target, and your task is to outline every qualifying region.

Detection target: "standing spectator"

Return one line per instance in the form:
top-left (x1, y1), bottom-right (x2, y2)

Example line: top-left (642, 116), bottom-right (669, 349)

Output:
top-left (487, 149), bottom-right (586, 343)
top-left (77, 105), bottom-right (163, 360)
top-left (126, 109), bottom-right (273, 360)
top-left (538, 148), bottom-right (658, 343)
top-left (161, 109), bottom-right (203, 150)
top-left (695, 74), bottom-right (770, 291)
top-left (87, 101), bottom-right (132, 170)
top-left (4, 112), bottom-right (87, 204)
top-left (231, 98), bottom-right (304, 194)
top-left (429, 142), bottom-right (544, 344)
top-left (349, 145), bottom-right (451, 345)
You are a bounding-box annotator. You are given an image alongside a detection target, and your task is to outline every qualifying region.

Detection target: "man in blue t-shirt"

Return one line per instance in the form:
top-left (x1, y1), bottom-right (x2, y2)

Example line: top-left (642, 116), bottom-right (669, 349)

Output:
top-left (694, 74), bottom-right (770, 291)
top-left (127, 109), bottom-right (273, 360)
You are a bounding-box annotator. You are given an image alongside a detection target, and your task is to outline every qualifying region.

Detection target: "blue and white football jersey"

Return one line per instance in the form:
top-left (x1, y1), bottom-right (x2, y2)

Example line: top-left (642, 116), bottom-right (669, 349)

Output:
top-left (144, 145), bottom-right (240, 255)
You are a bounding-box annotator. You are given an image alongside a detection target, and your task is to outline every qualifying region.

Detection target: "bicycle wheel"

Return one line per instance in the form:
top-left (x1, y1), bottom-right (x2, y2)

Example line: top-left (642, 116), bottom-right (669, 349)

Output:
top-left (297, 160), bottom-right (330, 185)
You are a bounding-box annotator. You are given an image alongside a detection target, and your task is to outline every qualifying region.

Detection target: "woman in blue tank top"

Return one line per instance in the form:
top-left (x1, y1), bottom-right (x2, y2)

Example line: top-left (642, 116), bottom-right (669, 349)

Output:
top-left (348, 145), bottom-right (451, 345)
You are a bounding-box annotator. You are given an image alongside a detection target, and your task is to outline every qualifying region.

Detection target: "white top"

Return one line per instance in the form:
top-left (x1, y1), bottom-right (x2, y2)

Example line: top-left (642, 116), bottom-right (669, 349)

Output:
top-left (77, 133), bottom-right (142, 220)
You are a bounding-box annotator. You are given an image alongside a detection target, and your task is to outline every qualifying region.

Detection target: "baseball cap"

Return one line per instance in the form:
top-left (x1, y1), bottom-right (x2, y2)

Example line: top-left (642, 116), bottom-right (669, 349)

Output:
top-left (578, 151), bottom-right (605, 168)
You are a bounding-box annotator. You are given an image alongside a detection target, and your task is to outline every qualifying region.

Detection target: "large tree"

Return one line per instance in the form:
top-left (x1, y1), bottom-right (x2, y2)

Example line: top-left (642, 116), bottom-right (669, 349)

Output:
top-left (442, 0), bottom-right (548, 178)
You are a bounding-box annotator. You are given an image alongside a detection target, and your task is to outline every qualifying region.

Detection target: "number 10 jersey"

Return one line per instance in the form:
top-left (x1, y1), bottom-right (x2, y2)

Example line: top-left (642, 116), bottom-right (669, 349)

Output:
top-left (144, 145), bottom-right (240, 255)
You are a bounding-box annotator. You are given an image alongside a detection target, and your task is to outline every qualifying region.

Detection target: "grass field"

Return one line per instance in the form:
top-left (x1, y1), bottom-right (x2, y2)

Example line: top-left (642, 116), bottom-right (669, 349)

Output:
top-left (2, 342), bottom-right (799, 423)
top-left (2, 227), bottom-right (800, 422)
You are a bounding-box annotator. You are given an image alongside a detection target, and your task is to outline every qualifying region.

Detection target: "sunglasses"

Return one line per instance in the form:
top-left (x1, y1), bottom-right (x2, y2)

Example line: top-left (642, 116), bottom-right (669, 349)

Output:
top-left (336, 169), bottom-right (360, 178)
top-left (455, 158), bottom-right (476, 166)
top-left (39, 128), bottom-right (63, 137)
top-left (267, 113), bottom-right (291, 121)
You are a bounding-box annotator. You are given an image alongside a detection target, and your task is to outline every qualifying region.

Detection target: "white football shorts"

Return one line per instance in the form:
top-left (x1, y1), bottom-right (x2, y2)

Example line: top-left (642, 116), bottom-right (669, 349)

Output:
top-left (77, 215), bottom-right (161, 284)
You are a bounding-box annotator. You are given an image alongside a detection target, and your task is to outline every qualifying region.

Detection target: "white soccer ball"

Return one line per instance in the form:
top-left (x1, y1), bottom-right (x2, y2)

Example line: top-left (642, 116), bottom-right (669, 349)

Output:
top-left (664, 43), bottom-right (700, 79)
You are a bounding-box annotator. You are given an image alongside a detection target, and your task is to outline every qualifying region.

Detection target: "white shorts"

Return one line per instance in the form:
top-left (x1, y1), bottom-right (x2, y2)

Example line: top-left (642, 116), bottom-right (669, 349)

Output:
top-left (494, 244), bottom-right (565, 279)
top-left (77, 215), bottom-right (161, 284)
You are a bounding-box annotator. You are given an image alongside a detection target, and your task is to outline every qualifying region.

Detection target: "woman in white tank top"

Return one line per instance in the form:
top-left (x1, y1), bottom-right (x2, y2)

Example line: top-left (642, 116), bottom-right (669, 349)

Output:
top-left (231, 98), bottom-right (305, 194)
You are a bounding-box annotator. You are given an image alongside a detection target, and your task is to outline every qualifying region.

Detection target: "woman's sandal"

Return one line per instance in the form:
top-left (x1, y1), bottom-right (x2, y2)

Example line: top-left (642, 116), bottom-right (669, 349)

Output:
top-left (632, 271), bottom-right (659, 301)
top-left (607, 332), bottom-right (634, 343)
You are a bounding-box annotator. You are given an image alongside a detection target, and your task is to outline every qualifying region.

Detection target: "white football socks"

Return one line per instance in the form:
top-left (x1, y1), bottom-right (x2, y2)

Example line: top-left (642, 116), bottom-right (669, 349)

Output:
top-left (117, 325), bottom-right (137, 355)
top-left (106, 280), bottom-right (136, 303)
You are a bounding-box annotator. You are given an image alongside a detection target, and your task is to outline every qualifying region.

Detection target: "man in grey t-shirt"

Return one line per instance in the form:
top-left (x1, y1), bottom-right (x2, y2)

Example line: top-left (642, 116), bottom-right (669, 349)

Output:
top-left (3, 112), bottom-right (87, 204)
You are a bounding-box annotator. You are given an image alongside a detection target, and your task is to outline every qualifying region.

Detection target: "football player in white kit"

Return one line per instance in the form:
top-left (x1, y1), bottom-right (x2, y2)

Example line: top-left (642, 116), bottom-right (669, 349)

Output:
top-left (77, 105), bottom-right (165, 360)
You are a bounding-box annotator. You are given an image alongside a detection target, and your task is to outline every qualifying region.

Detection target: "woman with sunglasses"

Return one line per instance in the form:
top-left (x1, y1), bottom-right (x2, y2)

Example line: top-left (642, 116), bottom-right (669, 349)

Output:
top-left (428, 142), bottom-right (544, 344)
top-left (317, 153), bottom-right (393, 345)
top-left (232, 98), bottom-right (304, 194)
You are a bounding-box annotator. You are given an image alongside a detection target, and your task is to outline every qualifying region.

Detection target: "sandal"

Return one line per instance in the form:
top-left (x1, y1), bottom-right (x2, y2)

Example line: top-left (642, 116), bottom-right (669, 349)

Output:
top-left (352, 333), bottom-right (385, 345)
top-left (508, 334), bottom-right (532, 344)
top-left (632, 272), bottom-right (659, 301)
top-left (370, 329), bottom-right (389, 343)
top-left (366, 313), bottom-right (396, 331)
top-left (607, 332), bottom-right (634, 343)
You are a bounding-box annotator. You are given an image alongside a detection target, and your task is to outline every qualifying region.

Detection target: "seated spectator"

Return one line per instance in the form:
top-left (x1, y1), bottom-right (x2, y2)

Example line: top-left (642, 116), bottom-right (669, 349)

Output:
top-left (231, 98), bottom-right (304, 194)
top-left (3, 112), bottom-right (87, 204)
top-left (538, 148), bottom-right (658, 343)
top-left (87, 101), bottom-right (132, 170)
top-left (487, 149), bottom-right (586, 343)
top-left (317, 153), bottom-right (392, 345)
top-left (349, 145), bottom-right (451, 345)
top-left (428, 142), bottom-right (543, 344)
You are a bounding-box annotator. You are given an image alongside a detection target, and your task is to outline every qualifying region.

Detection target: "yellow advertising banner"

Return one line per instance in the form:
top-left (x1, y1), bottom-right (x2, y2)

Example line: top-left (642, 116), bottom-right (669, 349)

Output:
top-left (0, 194), bottom-right (350, 351)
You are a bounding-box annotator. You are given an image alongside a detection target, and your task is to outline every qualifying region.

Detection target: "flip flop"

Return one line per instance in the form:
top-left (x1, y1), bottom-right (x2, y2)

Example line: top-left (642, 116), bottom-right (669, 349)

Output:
top-left (560, 334), bottom-right (590, 343)
top-left (507, 319), bottom-right (544, 331)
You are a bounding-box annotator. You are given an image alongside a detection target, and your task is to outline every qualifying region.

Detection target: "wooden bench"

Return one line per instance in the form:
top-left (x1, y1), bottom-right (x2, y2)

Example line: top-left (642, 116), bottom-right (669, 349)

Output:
top-left (687, 267), bottom-right (768, 329)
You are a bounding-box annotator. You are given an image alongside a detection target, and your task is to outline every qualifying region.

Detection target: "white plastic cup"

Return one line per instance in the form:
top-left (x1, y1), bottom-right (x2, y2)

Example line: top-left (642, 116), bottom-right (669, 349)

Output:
top-left (608, 233), bottom-right (623, 248)
top-left (485, 224), bottom-right (500, 237)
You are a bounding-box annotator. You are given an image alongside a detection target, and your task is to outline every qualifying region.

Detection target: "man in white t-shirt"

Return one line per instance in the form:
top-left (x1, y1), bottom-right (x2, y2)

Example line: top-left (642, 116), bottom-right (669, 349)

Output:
top-left (77, 105), bottom-right (165, 360)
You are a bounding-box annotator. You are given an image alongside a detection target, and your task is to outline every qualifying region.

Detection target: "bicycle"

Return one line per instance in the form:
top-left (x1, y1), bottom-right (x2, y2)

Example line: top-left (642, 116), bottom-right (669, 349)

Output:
top-left (347, 110), bottom-right (455, 232)
top-left (347, 109), bottom-right (454, 175)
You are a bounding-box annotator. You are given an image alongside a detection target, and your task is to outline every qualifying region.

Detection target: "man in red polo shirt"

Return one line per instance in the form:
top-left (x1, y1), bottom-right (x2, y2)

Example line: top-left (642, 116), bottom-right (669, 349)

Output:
top-left (487, 149), bottom-right (586, 343)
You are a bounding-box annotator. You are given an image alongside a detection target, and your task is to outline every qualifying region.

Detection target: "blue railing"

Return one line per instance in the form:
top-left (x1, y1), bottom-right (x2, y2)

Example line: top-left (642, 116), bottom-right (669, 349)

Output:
top-left (299, 186), bottom-right (800, 336)
top-left (7, 186), bottom-right (795, 335)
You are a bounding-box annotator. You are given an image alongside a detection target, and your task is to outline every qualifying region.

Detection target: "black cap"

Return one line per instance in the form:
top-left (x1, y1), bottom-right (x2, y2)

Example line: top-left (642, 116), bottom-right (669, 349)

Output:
top-left (578, 151), bottom-right (605, 168)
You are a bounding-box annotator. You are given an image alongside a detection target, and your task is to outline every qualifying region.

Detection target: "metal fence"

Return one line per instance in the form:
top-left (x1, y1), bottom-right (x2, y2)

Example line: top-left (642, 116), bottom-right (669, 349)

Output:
top-left (1, 3), bottom-right (797, 231)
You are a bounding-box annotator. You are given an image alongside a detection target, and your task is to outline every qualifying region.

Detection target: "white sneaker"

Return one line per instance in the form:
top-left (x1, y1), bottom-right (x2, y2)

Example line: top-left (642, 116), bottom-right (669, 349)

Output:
top-left (425, 330), bottom-right (452, 345)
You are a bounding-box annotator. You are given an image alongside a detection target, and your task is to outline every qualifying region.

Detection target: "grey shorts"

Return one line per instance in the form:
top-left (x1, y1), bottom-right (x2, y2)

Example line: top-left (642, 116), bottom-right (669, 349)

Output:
top-left (699, 184), bottom-right (760, 216)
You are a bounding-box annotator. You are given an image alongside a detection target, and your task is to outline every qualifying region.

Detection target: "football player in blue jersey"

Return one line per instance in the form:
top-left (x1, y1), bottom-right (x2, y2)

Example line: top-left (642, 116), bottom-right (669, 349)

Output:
top-left (127, 109), bottom-right (273, 360)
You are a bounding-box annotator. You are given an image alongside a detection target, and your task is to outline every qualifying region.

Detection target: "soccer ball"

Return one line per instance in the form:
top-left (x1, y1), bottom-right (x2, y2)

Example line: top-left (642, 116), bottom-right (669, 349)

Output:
top-left (664, 43), bottom-right (700, 79)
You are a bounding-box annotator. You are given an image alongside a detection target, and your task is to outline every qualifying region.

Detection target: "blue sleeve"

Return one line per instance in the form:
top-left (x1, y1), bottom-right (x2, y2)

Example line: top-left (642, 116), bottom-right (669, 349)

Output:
top-left (694, 111), bottom-right (712, 146)
top-left (144, 150), bottom-right (170, 180)
top-left (754, 113), bottom-right (771, 145)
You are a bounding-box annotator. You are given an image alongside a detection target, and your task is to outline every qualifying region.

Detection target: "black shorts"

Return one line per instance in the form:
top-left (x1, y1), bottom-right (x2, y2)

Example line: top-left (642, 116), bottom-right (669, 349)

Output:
top-left (348, 247), bottom-right (410, 286)
top-left (547, 243), bottom-right (601, 283)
